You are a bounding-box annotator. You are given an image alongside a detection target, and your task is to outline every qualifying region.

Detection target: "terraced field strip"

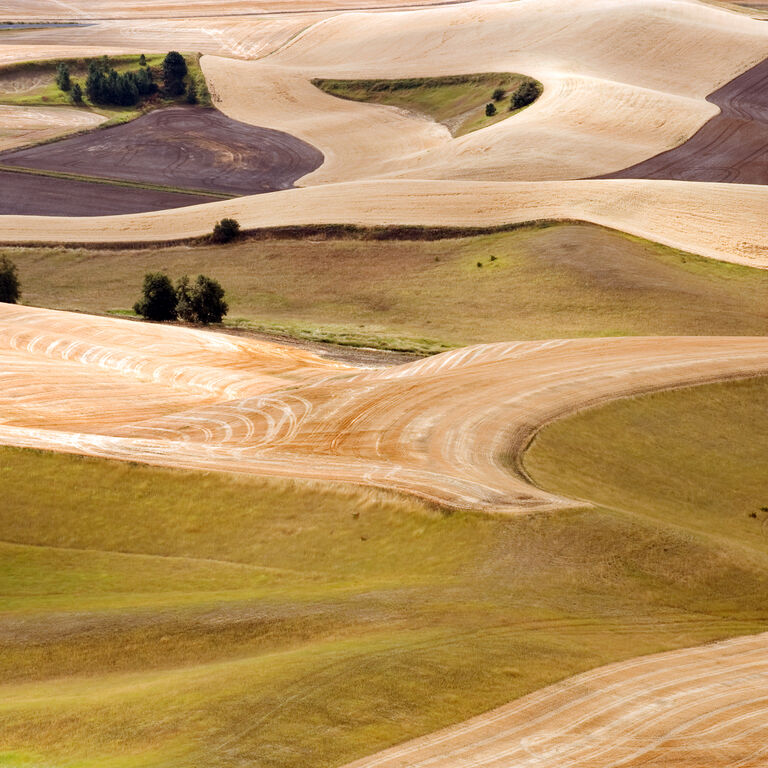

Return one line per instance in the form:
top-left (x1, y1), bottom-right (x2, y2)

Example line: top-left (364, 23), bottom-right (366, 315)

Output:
top-left (2, 304), bottom-right (768, 514)
top-left (343, 631), bottom-right (768, 768)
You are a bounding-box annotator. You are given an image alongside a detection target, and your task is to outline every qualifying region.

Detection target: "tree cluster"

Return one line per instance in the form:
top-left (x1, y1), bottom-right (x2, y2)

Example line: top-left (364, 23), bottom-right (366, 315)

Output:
top-left (510, 80), bottom-right (541, 111)
top-left (0, 256), bottom-right (21, 304)
top-left (85, 56), bottom-right (157, 107)
top-left (134, 272), bottom-right (228, 325)
top-left (59, 52), bottom-right (193, 108)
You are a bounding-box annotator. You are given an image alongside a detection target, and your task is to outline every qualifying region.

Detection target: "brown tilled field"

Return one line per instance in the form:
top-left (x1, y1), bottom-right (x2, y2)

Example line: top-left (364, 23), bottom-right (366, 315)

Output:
top-left (0, 169), bottom-right (219, 215)
top-left (603, 56), bottom-right (768, 184)
top-left (0, 105), bottom-right (323, 214)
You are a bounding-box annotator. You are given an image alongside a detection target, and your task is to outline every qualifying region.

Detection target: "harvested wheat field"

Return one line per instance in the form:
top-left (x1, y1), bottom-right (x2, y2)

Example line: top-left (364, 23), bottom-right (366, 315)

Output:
top-left (2, 303), bottom-right (768, 513)
top-left (1, 0), bottom-right (768, 765)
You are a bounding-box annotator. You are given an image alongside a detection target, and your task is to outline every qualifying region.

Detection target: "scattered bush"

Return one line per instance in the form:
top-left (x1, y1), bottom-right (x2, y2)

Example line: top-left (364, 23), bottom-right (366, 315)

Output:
top-left (510, 80), bottom-right (541, 110)
top-left (0, 256), bottom-right (21, 304)
top-left (139, 53), bottom-right (147, 67)
top-left (163, 51), bottom-right (187, 97)
top-left (211, 218), bottom-right (241, 244)
top-left (485, 102), bottom-right (497, 117)
top-left (133, 272), bottom-right (178, 321)
top-left (492, 87), bottom-right (505, 101)
top-left (71, 82), bottom-right (83, 104)
top-left (55, 62), bottom-right (71, 92)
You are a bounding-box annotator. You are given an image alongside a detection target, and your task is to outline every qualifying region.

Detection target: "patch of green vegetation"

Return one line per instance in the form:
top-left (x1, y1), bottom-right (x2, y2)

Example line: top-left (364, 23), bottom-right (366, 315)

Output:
top-left (2, 373), bottom-right (768, 765)
top-left (313, 72), bottom-right (542, 136)
top-left (4, 222), bottom-right (766, 353)
top-left (0, 52), bottom-right (211, 132)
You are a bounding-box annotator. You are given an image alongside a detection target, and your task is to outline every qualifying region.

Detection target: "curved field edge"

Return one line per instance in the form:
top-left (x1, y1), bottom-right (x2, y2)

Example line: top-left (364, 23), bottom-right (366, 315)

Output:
top-left (5, 222), bottom-right (767, 354)
top-left (523, 375), bottom-right (768, 560)
top-left (311, 73), bottom-right (542, 137)
top-left (3, 370), bottom-right (768, 767)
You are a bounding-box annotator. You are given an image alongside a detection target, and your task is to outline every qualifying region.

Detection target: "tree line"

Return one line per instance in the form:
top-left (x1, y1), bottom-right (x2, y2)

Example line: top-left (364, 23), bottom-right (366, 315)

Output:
top-left (56, 51), bottom-right (194, 108)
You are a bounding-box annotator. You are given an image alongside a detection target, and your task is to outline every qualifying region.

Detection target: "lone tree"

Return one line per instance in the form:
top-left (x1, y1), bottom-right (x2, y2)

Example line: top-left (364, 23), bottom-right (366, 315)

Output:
top-left (492, 87), bottom-right (505, 101)
top-left (133, 272), bottom-right (178, 321)
top-left (162, 51), bottom-right (187, 96)
top-left (139, 53), bottom-right (147, 66)
top-left (211, 217), bottom-right (241, 244)
top-left (71, 82), bottom-right (83, 104)
top-left (485, 102), bottom-right (497, 117)
top-left (55, 62), bottom-right (71, 92)
top-left (0, 256), bottom-right (20, 304)
top-left (189, 275), bottom-right (228, 324)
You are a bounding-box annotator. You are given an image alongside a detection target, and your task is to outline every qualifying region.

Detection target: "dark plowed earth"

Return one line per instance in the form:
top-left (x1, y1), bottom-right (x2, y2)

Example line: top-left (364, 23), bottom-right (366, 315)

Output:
top-left (0, 171), bottom-right (219, 216)
top-left (600, 57), bottom-right (768, 184)
top-left (0, 105), bottom-right (324, 198)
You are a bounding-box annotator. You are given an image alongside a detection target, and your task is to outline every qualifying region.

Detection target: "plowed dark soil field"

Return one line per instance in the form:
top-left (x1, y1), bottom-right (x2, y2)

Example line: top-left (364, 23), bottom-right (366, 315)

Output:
top-left (601, 57), bottom-right (768, 184)
top-left (0, 105), bottom-right (324, 215)
top-left (0, 170), bottom-right (218, 217)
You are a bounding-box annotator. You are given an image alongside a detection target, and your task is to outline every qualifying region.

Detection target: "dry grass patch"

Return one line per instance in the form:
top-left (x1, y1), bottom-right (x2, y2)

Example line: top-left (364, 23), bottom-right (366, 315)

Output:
top-left (4, 222), bottom-right (767, 352)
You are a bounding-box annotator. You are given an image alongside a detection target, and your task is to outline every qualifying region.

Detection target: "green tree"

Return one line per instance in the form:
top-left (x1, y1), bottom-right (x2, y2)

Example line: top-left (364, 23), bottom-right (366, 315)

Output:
top-left (186, 79), bottom-right (198, 105)
top-left (162, 51), bottom-right (187, 96)
top-left (175, 275), bottom-right (195, 322)
top-left (211, 218), bottom-right (241, 243)
top-left (511, 80), bottom-right (541, 110)
top-left (0, 256), bottom-right (20, 304)
top-left (139, 53), bottom-right (147, 67)
top-left (189, 275), bottom-right (228, 324)
top-left (55, 62), bottom-right (71, 92)
top-left (485, 102), bottom-right (497, 117)
top-left (71, 82), bottom-right (83, 104)
top-left (492, 87), bottom-right (505, 101)
top-left (133, 272), bottom-right (178, 321)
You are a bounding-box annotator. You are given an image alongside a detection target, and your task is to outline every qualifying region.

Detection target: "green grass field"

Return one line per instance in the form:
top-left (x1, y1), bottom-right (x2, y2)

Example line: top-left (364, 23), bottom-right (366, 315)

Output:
top-left (4, 222), bottom-right (767, 353)
top-left (313, 73), bottom-right (541, 136)
top-left (1, 377), bottom-right (767, 767)
top-left (0, 53), bottom-right (211, 129)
